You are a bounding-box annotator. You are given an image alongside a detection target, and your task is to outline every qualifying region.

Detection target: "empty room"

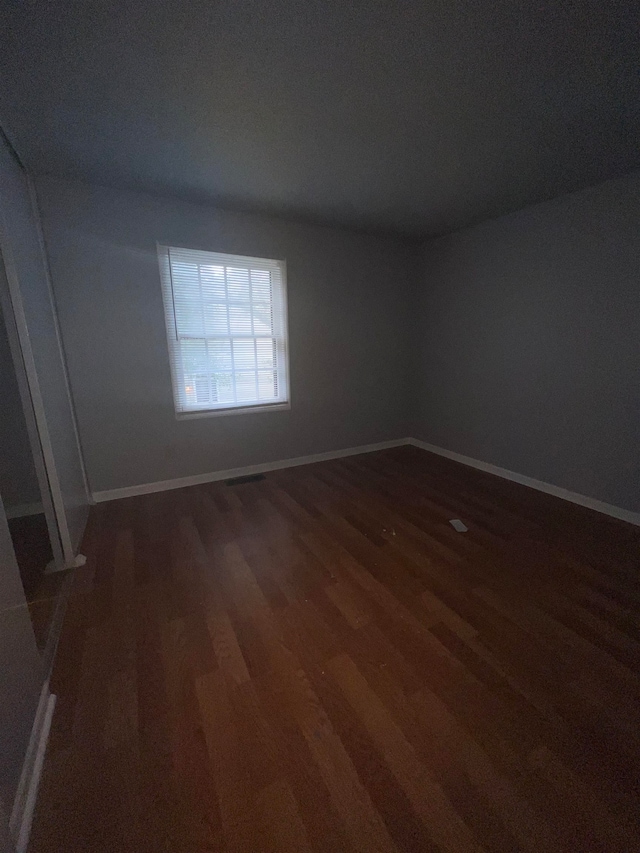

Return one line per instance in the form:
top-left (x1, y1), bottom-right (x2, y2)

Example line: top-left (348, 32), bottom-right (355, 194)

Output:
top-left (0, 1), bottom-right (639, 851)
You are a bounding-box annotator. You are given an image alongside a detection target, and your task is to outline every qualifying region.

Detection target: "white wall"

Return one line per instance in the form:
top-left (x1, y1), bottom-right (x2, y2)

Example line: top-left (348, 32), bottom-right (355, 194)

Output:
top-left (36, 177), bottom-right (419, 493)
top-left (415, 170), bottom-right (640, 513)
top-left (33, 168), bottom-right (639, 514)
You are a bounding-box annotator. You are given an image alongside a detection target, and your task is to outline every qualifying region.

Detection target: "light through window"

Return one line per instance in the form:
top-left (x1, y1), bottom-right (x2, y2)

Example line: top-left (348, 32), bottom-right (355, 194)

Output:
top-left (158, 246), bottom-right (289, 416)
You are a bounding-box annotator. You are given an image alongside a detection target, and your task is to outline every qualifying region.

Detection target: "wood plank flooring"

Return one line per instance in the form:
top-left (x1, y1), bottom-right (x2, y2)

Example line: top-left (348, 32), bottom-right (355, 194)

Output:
top-left (9, 512), bottom-right (65, 650)
top-left (29, 446), bottom-right (640, 852)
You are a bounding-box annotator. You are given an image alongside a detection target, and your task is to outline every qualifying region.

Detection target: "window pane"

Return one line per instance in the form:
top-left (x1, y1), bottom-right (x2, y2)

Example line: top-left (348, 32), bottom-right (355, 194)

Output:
top-left (213, 372), bottom-right (234, 403)
top-left (256, 338), bottom-right (275, 369)
top-left (172, 260), bottom-right (199, 280)
top-left (172, 262), bottom-right (203, 336)
top-left (252, 303), bottom-right (273, 335)
top-left (232, 339), bottom-right (256, 370)
top-left (200, 265), bottom-right (226, 299)
top-left (235, 371), bottom-right (257, 402)
top-left (210, 340), bottom-right (232, 371)
top-left (194, 375), bottom-right (210, 404)
top-left (180, 339), bottom-right (208, 374)
top-left (250, 269), bottom-right (271, 301)
top-left (183, 379), bottom-right (198, 406)
top-left (174, 298), bottom-right (204, 336)
top-left (226, 267), bottom-right (250, 300)
top-left (258, 370), bottom-right (276, 400)
top-left (229, 305), bottom-right (253, 335)
top-left (203, 303), bottom-right (229, 336)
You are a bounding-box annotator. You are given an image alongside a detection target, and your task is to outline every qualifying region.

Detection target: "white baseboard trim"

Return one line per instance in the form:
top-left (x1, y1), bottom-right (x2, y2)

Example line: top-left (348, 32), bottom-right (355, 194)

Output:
top-left (90, 435), bottom-right (638, 527)
top-left (10, 683), bottom-right (56, 853)
top-left (92, 438), bottom-right (411, 503)
top-left (5, 501), bottom-right (44, 520)
top-left (408, 438), bottom-right (640, 527)
top-left (44, 552), bottom-right (87, 575)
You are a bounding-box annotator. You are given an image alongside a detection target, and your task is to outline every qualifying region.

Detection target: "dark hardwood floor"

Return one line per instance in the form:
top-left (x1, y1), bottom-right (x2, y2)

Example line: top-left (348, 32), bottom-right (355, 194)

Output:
top-left (10, 512), bottom-right (52, 600)
top-left (29, 446), bottom-right (640, 852)
top-left (9, 512), bottom-right (65, 650)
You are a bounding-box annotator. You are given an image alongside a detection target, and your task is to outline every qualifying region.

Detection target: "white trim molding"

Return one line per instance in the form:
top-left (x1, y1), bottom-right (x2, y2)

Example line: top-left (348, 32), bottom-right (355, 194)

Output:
top-left (92, 439), bottom-right (411, 502)
top-left (91, 436), bottom-right (639, 528)
top-left (10, 683), bottom-right (56, 853)
top-left (0, 232), bottom-right (73, 567)
top-left (45, 552), bottom-right (87, 575)
top-left (408, 438), bottom-right (640, 527)
top-left (28, 177), bottom-right (92, 510)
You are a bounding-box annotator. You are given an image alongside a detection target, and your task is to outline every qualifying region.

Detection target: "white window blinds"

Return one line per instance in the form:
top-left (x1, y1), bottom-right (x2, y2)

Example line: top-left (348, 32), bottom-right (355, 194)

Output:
top-left (158, 246), bottom-right (289, 416)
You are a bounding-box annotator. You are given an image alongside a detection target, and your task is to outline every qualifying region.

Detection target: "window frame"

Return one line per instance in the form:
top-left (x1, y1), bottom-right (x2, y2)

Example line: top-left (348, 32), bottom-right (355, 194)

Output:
top-left (157, 244), bottom-right (291, 420)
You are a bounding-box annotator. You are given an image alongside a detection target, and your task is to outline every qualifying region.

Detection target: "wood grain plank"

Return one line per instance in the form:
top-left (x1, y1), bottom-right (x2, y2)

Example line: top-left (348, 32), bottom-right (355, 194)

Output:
top-left (328, 652), bottom-right (483, 853)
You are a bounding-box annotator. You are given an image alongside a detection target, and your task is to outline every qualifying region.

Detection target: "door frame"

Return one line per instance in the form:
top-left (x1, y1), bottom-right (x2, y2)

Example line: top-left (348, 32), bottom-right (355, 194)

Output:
top-left (0, 241), bottom-right (69, 568)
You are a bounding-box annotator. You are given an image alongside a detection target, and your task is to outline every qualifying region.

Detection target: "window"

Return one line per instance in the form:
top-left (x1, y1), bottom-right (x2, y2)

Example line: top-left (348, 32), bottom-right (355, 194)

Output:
top-left (158, 245), bottom-right (289, 417)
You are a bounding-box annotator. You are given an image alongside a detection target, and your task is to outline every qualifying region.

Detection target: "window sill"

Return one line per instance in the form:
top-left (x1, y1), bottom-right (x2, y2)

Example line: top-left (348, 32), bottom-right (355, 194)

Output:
top-left (176, 402), bottom-right (291, 420)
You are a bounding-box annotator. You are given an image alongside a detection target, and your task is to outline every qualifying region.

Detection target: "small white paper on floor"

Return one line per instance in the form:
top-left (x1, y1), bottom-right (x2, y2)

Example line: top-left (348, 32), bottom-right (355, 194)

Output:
top-left (449, 519), bottom-right (468, 533)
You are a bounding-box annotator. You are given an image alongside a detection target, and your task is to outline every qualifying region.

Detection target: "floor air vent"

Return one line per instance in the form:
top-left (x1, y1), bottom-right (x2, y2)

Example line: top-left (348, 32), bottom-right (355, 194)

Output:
top-left (224, 473), bottom-right (266, 486)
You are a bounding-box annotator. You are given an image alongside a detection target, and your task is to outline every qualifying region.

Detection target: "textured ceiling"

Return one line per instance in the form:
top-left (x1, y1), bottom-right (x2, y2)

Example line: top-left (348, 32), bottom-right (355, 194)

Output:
top-left (1, 0), bottom-right (639, 236)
